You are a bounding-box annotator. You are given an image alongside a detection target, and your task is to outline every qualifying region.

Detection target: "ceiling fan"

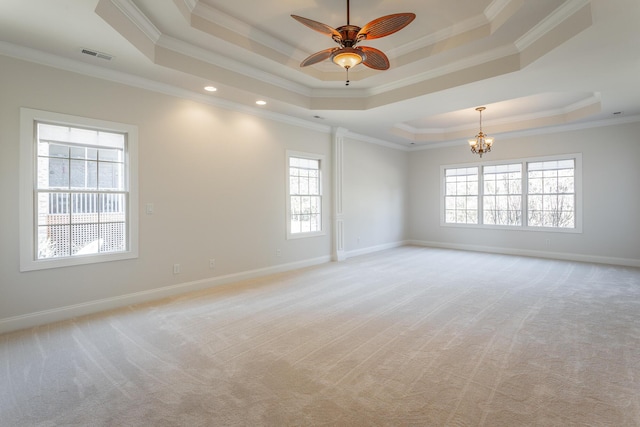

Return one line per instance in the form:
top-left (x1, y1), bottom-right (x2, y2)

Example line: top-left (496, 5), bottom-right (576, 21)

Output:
top-left (291, 0), bottom-right (415, 85)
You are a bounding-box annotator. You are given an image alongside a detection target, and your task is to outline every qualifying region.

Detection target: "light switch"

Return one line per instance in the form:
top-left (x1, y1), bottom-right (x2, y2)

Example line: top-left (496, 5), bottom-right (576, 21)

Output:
top-left (145, 203), bottom-right (154, 215)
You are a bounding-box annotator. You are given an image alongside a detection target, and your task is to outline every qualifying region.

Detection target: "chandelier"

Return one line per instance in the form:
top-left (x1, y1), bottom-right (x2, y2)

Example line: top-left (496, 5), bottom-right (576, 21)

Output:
top-left (468, 107), bottom-right (494, 157)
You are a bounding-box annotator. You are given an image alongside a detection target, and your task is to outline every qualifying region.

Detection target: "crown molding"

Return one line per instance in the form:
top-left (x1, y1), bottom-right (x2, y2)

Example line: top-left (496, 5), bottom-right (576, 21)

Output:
top-left (409, 113), bottom-right (640, 151)
top-left (395, 93), bottom-right (601, 135)
top-left (156, 35), bottom-right (312, 97)
top-left (189, 0), bottom-right (301, 60)
top-left (0, 42), bottom-right (330, 135)
top-left (516, 0), bottom-right (591, 51)
top-left (106, 0), bottom-right (161, 43)
top-left (370, 44), bottom-right (518, 96)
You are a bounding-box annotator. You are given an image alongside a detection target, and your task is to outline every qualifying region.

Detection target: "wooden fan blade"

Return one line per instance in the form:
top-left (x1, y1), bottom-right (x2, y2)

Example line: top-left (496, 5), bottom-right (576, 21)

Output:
top-left (359, 46), bottom-right (390, 70)
top-left (291, 15), bottom-right (342, 41)
top-left (300, 47), bottom-right (339, 67)
top-left (357, 13), bottom-right (416, 41)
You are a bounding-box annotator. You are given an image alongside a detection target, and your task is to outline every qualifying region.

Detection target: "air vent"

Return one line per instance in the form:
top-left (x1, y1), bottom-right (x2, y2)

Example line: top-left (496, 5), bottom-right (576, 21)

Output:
top-left (81, 48), bottom-right (113, 61)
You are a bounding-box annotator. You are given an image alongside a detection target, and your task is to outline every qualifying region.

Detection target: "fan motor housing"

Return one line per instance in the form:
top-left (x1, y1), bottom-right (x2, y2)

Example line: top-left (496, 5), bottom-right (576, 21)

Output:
top-left (335, 25), bottom-right (361, 46)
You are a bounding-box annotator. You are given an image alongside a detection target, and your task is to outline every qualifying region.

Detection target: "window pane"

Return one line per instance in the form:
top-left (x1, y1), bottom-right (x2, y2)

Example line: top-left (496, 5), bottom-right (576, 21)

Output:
top-left (289, 155), bottom-right (322, 234)
top-left (482, 163), bottom-right (521, 226)
top-left (71, 146), bottom-right (88, 160)
top-left (42, 143), bottom-right (69, 158)
top-left (66, 159), bottom-right (99, 189)
top-left (445, 197), bottom-right (455, 210)
top-left (558, 176), bottom-right (574, 193)
top-left (101, 222), bottom-right (127, 253)
top-left (38, 225), bottom-right (70, 259)
top-left (527, 159), bottom-right (575, 228)
top-left (71, 223), bottom-right (99, 255)
top-left (98, 162), bottom-right (124, 190)
top-left (309, 177), bottom-right (319, 195)
top-left (41, 157), bottom-right (69, 189)
top-left (528, 210), bottom-right (542, 227)
top-left (445, 210), bottom-right (456, 223)
top-left (445, 182), bottom-right (456, 195)
top-left (98, 148), bottom-right (122, 162)
top-left (70, 159), bottom-right (87, 189)
top-left (444, 167), bottom-right (478, 224)
top-left (443, 158), bottom-right (576, 230)
top-left (467, 196), bottom-right (477, 210)
top-left (32, 118), bottom-right (132, 263)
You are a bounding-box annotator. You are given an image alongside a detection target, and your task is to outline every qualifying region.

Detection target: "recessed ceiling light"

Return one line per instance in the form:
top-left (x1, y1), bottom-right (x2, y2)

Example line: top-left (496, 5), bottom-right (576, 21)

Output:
top-left (204, 86), bottom-right (217, 92)
top-left (256, 100), bottom-right (267, 106)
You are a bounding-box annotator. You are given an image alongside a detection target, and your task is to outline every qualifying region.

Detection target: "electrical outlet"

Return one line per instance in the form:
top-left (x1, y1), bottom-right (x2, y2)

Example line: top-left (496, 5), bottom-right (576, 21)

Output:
top-left (173, 263), bottom-right (181, 274)
top-left (209, 258), bottom-right (216, 269)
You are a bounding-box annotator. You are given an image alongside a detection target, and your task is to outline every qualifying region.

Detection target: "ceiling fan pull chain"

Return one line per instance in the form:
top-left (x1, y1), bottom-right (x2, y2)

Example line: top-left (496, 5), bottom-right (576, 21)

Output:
top-left (346, 67), bottom-right (350, 86)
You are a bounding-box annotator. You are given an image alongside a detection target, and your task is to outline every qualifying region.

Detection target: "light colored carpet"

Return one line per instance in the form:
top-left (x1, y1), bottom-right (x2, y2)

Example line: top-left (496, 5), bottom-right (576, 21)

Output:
top-left (2, 246), bottom-right (640, 426)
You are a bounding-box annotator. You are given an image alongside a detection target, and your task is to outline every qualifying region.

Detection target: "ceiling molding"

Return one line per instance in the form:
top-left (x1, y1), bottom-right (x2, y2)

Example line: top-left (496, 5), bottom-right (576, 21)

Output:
top-left (343, 131), bottom-right (411, 152)
top-left (408, 113), bottom-right (640, 151)
top-left (104, 0), bottom-right (161, 43)
top-left (370, 44), bottom-right (519, 96)
top-left (485, 0), bottom-right (519, 20)
top-left (2, 39), bottom-right (635, 153)
top-left (0, 41), bottom-right (330, 136)
top-left (516, 0), bottom-right (591, 51)
top-left (396, 93), bottom-right (602, 135)
top-left (392, 94), bottom-right (603, 144)
top-left (95, 0), bottom-right (595, 113)
top-left (156, 35), bottom-right (312, 97)
top-left (186, 1), bottom-right (299, 60)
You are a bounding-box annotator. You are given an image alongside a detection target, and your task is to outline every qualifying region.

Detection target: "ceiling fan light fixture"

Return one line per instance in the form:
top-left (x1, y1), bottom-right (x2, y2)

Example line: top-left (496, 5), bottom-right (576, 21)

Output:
top-left (332, 48), bottom-right (364, 69)
top-left (292, 1), bottom-right (415, 80)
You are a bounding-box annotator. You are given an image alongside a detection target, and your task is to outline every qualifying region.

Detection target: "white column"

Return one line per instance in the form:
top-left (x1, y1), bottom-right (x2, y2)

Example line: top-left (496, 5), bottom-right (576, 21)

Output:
top-left (332, 127), bottom-right (347, 261)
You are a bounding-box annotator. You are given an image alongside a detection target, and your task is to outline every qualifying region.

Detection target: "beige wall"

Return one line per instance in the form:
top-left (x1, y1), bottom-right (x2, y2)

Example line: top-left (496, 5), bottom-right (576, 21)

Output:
top-left (343, 137), bottom-right (408, 255)
top-left (2, 52), bottom-right (638, 332)
top-left (408, 122), bottom-right (640, 265)
top-left (0, 55), bottom-right (411, 332)
top-left (0, 56), bottom-right (336, 327)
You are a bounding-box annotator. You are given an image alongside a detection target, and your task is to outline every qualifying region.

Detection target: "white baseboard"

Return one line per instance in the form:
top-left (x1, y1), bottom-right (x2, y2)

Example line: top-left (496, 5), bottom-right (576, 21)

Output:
top-left (345, 241), bottom-right (407, 259)
top-left (407, 240), bottom-right (640, 268)
top-left (0, 255), bottom-right (331, 335)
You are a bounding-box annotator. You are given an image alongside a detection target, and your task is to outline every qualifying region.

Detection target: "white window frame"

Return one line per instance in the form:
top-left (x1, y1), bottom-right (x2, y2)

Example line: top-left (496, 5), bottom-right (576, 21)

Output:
top-left (440, 153), bottom-right (582, 233)
top-left (286, 150), bottom-right (325, 239)
top-left (19, 108), bottom-right (139, 271)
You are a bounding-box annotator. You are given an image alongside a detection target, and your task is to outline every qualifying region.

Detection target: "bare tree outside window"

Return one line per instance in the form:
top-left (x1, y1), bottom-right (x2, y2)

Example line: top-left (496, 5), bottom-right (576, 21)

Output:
top-left (444, 167), bottom-right (478, 224)
top-left (483, 163), bottom-right (522, 226)
top-left (442, 157), bottom-right (577, 230)
top-left (527, 160), bottom-right (575, 228)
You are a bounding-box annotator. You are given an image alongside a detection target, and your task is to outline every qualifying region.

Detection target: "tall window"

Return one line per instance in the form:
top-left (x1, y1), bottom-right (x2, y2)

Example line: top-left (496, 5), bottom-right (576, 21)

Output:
top-left (287, 151), bottom-right (324, 238)
top-left (20, 108), bottom-right (138, 271)
top-left (527, 159), bottom-right (575, 228)
top-left (441, 154), bottom-right (580, 232)
top-left (444, 167), bottom-right (478, 224)
top-left (483, 163), bottom-right (522, 226)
